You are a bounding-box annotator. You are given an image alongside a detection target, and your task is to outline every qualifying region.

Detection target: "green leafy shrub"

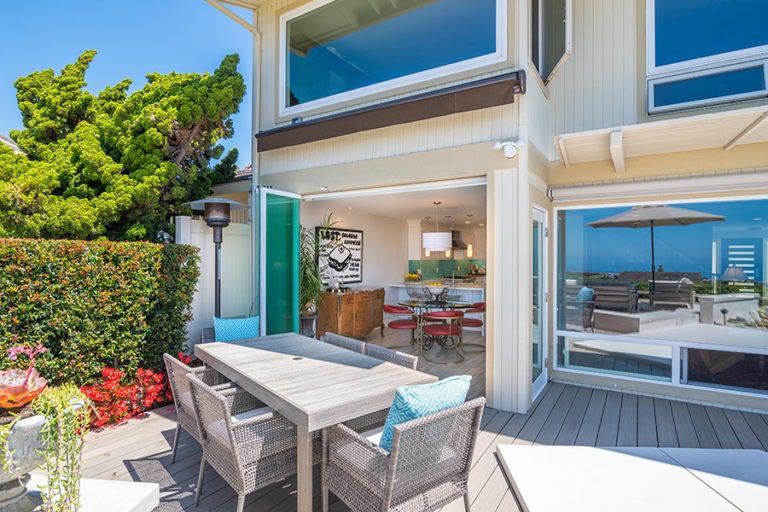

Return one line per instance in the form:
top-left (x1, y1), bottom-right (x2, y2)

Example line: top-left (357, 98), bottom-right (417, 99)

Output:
top-left (0, 239), bottom-right (199, 385)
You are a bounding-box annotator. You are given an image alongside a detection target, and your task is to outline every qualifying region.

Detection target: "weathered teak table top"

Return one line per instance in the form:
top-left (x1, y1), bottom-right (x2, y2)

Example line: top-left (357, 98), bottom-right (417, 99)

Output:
top-left (195, 332), bottom-right (438, 512)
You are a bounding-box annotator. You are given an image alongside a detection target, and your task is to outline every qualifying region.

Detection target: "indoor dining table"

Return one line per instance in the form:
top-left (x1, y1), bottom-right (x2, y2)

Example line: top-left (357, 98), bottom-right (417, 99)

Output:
top-left (195, 332), bottom-right (438, 512)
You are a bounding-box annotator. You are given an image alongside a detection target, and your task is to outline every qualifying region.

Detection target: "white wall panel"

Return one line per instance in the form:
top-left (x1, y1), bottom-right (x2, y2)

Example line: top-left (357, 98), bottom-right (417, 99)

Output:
top-left (546, 0), bottom-right (638, 157)
top-left (260, 104), bottom-right (519, 175)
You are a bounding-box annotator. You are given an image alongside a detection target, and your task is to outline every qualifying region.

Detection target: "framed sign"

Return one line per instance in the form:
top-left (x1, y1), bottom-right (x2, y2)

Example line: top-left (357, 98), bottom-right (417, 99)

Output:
top-left (317, 227), bottom-right (363, 285)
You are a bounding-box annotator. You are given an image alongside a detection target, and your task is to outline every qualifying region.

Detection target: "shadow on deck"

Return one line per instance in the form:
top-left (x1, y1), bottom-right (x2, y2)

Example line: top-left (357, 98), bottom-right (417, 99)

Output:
top-left (81, 383), bottom-right (768, 511)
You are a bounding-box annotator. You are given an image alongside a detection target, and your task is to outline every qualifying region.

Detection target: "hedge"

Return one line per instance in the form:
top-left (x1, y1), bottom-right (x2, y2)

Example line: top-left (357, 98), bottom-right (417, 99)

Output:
top-left (0, 239), bottom-right (199, 386)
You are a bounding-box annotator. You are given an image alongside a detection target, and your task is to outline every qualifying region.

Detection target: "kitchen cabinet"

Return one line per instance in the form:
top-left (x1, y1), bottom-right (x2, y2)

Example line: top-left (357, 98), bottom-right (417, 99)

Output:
top-left (317, 288), bottom-right (385, 339)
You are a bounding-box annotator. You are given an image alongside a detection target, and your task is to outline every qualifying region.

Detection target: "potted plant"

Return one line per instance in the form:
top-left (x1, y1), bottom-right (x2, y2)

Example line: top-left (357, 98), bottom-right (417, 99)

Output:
top-left (0, 346), bottom-right (89, 512)
top-left (299, 213), bottom-right (336, 338)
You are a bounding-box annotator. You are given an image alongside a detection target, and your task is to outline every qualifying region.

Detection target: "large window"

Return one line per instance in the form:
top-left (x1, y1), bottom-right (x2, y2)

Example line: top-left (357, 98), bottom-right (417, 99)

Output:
top-left (280, 0), bottom-right (506, 116)
top-left (647, 0), bottom-right (768, 113)
top-left (556, 198), bottom-right (768, 395)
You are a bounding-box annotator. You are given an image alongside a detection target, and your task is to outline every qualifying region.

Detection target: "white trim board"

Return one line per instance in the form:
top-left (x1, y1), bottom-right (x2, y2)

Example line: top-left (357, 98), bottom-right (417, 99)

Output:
top-left (549, 171), bottom-right (768, 202)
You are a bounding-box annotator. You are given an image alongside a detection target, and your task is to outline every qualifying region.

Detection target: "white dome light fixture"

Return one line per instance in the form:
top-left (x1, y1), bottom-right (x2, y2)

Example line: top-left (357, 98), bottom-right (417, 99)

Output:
top-left (422, 202), bottom-right (452, 252)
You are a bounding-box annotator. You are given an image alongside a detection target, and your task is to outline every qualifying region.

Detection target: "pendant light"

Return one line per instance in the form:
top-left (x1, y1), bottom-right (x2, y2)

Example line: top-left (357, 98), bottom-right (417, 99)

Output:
top-left (422, 202), bottom-right (452, 252)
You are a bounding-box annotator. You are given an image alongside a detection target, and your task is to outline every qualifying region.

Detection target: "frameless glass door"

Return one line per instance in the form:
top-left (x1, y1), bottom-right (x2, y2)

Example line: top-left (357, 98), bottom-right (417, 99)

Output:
top-left (532, 208), bottom-right (548, 396)
top-left (259, 188), bottom-right (301, 335)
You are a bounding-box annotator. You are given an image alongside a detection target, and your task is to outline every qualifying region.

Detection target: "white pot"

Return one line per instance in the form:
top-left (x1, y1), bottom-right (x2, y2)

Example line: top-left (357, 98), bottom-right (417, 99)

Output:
top-left (0, 414), bottom-right (46, 511)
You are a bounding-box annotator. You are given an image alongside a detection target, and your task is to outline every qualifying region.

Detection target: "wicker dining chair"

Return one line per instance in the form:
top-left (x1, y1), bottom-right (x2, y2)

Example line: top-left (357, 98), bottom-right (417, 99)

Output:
top-left (322, 332), bottom-right (366, 353)
top-left (344, 346), bottom-right (419, 434)
top-left (201, 327), bottom-right (215, 344)
top-left (163, 353), bottom-right (257, 463)
top-left (322, 397), bottom-right (486, 512)
top-left (365, 344), bottom-right (418, 370)
top-left (187, 373), bottom-right (315, 512)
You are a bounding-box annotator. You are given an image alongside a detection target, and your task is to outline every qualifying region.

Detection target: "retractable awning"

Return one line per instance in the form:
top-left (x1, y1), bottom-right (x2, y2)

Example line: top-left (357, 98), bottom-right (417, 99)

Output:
top-left (555, 105), bottom-right (768, 172)
top-left (255, 70), bottom-right (526, 152)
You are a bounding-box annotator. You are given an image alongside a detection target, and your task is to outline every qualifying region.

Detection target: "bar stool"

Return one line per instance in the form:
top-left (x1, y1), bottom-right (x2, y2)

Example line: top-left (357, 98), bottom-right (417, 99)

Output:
top-left (421, 310), bottom-right (464, 364)
top-left (383, 304), bottom-right (418, 347)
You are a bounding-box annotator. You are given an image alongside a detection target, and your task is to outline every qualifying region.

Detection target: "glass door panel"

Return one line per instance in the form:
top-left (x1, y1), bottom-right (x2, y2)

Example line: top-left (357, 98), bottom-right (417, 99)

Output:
top-left (259, 188), bottom-right (300, 335)
top-left (532, 208), bottom-right (548, 396)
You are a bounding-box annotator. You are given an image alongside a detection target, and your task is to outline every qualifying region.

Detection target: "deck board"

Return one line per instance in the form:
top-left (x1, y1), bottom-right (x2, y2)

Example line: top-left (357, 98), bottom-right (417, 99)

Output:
top-left (81, 384), bottom-right (768, 511)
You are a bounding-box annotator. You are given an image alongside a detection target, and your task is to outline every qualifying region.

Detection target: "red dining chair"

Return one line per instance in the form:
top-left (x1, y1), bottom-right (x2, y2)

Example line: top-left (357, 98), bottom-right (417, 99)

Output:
top-left (421, 310), bottom-right (464, 363)
top-left (383, 304), bottom-right (418, 346)
top-left (462, 302), bottom-right (485, 328)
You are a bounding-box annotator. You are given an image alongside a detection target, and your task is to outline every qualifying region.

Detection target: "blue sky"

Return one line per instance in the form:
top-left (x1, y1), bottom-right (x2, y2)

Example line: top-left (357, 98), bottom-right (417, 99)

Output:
top-left (0, 0), bottom-right (253, 167)
top-left (564, 200), bottom-right (767, 280)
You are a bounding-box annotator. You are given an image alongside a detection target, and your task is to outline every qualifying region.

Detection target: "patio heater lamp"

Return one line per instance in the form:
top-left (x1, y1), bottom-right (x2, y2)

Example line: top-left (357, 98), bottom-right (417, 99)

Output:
top-left (183, 198), bottom-right (247, 318)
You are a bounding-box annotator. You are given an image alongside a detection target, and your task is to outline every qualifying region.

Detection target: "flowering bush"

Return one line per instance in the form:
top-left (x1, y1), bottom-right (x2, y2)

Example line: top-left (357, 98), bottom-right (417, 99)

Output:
top-left (0, 239), bottom-right (199, 385)
top-left (0, 344), bottom-right (49, 409)
top-left (81, 365), bottom-right (173, 428)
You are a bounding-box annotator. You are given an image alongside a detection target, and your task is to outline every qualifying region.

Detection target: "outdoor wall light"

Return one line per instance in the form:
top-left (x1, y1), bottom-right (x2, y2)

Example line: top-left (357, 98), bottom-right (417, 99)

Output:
top-left (493, 140), bottom-right (519, 159)
top-left (183, 197), bottom-right (247, 318)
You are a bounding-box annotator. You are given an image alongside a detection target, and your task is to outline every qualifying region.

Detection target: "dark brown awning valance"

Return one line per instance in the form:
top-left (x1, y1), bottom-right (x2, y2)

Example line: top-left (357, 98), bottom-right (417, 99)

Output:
top-left (256, 70), bottom-right (526, 152)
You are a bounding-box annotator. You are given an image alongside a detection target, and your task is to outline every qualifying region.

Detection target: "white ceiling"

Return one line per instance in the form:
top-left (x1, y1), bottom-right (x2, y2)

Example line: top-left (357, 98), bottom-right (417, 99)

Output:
top-left (305, 184), bottom-right (487, 227)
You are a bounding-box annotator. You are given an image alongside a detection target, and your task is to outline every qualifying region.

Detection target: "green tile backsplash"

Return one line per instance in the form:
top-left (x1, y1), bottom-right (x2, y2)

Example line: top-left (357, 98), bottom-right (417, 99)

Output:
top-left (408, 259), bottom-right (486, 280)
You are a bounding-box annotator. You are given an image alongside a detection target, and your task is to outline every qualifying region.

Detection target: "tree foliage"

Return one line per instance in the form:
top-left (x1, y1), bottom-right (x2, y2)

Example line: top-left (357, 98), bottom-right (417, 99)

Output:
top-left (0, 50), bottom-right (245, 240)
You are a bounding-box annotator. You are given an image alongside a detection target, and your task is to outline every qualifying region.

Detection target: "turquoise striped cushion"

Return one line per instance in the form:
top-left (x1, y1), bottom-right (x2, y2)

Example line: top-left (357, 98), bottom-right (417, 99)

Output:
top-left (379, 375), bottom-right (470, 452)
top-left (213, 316), bottom-right (260, 342)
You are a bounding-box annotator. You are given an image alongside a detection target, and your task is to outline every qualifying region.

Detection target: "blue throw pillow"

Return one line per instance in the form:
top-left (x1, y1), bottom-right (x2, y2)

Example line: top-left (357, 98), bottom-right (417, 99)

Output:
top-left (379, 375), bottom-right (471, 452)
top-left (213, 316), bottom-right (260, 342)
top-left (576, 286), bottom-right (594, 302)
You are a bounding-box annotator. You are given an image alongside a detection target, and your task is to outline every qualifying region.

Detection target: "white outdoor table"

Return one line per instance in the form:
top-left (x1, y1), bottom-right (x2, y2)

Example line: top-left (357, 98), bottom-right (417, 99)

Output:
top-left (196, 333), bottom-right (437, 512)
top-left (497, 445), bottom-right (768, 512)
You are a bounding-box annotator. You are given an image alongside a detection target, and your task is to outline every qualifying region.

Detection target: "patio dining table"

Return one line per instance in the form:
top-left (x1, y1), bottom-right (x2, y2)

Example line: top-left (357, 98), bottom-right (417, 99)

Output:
top-left (195, 332), bottom-right (437, 512)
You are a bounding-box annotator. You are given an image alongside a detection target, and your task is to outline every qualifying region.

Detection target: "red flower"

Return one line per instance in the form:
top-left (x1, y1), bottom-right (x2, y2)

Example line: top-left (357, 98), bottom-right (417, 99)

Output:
top-left (177, 352), bottom-right (193, 365)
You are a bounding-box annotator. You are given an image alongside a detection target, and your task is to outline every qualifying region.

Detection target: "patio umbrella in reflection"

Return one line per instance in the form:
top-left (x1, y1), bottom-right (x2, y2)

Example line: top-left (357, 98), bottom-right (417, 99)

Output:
top-left (587, 205), bottom-right (725, 291)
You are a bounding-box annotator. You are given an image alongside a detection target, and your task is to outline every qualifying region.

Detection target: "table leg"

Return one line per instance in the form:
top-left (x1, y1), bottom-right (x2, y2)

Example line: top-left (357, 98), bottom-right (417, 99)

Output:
top-left (297, 424), bottom-right (313, 512)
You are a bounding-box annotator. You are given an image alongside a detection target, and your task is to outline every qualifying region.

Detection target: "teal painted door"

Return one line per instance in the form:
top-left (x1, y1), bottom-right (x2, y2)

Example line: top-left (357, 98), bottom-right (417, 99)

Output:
top-left (259, 189), bottom-right (300, 335)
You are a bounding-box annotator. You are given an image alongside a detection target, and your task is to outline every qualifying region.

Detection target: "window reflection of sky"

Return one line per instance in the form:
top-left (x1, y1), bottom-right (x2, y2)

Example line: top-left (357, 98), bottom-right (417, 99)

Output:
top-left (287, 0), bottom-right (496, 106)
top-left (563, 200), bottom-right (768, 279)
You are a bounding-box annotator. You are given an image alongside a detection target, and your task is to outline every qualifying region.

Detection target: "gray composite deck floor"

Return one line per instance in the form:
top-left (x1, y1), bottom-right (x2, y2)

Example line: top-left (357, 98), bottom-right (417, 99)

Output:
top-left (80, 383), bottom-right (768, 512)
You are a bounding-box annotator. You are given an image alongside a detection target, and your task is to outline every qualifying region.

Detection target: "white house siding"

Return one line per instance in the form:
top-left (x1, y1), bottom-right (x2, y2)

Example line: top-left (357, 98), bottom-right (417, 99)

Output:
top-left (260, 104), bottom-right (520, 175)
top-left (546, 0), bottom-right (638, 158)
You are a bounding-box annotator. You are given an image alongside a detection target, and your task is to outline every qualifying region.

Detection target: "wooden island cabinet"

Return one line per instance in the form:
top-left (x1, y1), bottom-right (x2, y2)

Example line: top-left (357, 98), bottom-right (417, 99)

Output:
top-left (317, 288), bottom-right (385, 339)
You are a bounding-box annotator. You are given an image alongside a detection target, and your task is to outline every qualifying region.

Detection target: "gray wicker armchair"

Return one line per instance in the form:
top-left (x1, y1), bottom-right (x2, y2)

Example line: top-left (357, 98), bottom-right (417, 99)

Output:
top-left (163, 353), bottom-right (248, 463)
top-left (187, 373), bottom-right (309, 512)
top-left (323, 332), bottom-right (366, 353)
top-left (201, 327), bottom-right (215, 344)
top-left (323, 397), bottom-right (485, 512)
top-left (345, 346), bottom-right (419, 434)
top-left (365, 344), bottom-right (418, 370)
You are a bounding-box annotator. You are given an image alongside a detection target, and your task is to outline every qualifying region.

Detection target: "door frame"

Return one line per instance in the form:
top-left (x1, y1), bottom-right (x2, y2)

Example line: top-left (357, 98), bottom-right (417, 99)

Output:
top-left (259, 187), bottom-right (302, 336)
top-left (532, 205), bottom-right (549, 400)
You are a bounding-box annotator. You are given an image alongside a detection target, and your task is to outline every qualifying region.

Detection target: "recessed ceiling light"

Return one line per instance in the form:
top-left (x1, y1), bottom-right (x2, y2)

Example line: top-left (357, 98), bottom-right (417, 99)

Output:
top-left (465, 221), bottom-right (471, 224)
top-left (348, 207), bottom-right (353, 210)
top-left (479, 223), bottom-right (485, 227)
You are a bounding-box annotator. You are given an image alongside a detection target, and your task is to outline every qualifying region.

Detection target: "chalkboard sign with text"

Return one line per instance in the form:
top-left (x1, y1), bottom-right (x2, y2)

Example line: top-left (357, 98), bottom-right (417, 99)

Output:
top-left (317, 227), bottom-right (363, 286)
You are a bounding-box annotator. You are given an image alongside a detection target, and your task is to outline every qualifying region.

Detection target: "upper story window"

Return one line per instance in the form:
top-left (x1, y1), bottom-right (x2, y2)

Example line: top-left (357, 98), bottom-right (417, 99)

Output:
top-left (280, 0), bottom-right (507, 117)
top-left (531, 0), bottom-right (572, 82)
top-left (647, 0), bottom-right (768, 114)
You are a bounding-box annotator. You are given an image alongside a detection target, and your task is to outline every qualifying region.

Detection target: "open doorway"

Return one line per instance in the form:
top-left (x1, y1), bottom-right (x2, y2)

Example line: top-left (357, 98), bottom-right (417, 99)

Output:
top-left (302, 181), bottom-right (488, 398)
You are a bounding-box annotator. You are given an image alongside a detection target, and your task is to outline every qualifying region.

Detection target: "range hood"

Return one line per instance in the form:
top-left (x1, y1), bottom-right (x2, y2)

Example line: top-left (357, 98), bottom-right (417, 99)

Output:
top-left (451, 230), bottom-right (468, 250)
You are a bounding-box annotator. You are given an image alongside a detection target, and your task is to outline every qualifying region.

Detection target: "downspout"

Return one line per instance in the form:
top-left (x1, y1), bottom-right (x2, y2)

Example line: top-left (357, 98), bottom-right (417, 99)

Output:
top-left (204, 0), bottom-right (263, 315)
top-left (251, 9), bottom-right (262, 320)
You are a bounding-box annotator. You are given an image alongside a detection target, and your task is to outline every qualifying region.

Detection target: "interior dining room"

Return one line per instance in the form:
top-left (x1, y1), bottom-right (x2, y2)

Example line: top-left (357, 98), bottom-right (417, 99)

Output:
top-left (301, 181), bottom-right (488, 398)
